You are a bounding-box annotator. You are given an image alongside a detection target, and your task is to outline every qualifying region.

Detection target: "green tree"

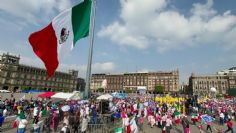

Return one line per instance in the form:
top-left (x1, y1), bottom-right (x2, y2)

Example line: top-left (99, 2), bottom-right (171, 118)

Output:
top-left (125, 88), bottom-right (132, 93)
top-left (154, 85), bottom-right (164, 94)
top-left (21, 86), bottom-right (29, 91)
top-left (97, 88), bottom-right (104, 93)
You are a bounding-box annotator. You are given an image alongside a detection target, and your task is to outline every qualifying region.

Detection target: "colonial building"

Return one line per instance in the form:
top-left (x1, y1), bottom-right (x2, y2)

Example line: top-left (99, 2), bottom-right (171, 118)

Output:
top-left (189, 74), bottom-right (229, 95)
top-left (91, 70), bottom-right (179, 93)
top-left (0, 53), bottom-right (78, 92)
top-left (217, 67), bottom-right (236, 89)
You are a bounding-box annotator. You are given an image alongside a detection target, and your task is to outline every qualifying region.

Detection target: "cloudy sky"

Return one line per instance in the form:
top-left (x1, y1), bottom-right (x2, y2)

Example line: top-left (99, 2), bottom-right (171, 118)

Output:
top-left (0, 0), bottom-right (236, 83)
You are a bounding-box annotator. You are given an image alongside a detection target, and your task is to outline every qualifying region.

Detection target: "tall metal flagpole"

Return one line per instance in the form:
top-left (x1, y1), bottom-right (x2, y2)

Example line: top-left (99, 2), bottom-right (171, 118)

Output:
top-left (84, 0), bottom-right (96, 99)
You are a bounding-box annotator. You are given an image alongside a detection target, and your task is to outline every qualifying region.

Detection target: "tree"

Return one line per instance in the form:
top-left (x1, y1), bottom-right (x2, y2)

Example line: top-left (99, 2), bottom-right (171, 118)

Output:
top-left (21, 86), bottom-right (29, 91)
top-left (125, 88), bottom-right (132, 93)
top-left (97, 88), bottom-right (104, 93)
top-left (154, 85), bottom-right (164, 94)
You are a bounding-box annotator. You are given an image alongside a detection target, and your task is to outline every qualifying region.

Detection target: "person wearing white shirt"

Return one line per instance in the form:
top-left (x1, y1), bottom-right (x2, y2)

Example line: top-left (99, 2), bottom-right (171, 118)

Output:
top-left (219, 112), bottom-right (224, 125)
top-left (3, 109), bottom-right (7, 117)
top-left (85, 106), bottom-right (89, 116)
top-left (61, 123), bottom-right (69, 133)
top-left (33, 106), bottom-right (39, 124)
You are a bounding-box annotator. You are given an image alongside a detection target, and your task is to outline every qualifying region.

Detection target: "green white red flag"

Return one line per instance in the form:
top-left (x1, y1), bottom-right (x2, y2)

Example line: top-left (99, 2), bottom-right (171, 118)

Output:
top-left (29, 0), bottom-right (92, 78)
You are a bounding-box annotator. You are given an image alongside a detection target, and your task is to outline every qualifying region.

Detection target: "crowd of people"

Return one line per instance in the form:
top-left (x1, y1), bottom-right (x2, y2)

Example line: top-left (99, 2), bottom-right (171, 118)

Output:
top-left (0, 93), bottom-right (235, 133)
top-left (0, 94), bottom-right (101, 133)
top-left (111, 95), bottom-right (236, 133)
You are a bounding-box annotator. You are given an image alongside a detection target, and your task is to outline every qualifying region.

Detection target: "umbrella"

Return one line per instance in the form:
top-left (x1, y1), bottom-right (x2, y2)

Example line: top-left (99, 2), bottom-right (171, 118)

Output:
top-left (61, 105), bottom-right (70, 112)
top-left (97, 94), bottom-right (113, 100)
top-left (143, 102), bottom-right (148, 106)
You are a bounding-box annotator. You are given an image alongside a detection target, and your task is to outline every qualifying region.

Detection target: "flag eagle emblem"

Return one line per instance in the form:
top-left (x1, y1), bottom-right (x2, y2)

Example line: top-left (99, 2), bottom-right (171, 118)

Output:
top-left (59, 28), bottom-right (69, 44)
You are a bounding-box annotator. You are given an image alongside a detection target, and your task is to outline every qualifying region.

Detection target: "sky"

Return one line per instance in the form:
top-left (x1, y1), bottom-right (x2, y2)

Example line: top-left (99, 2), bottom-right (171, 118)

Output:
top-left (0, 0), bottom-right (236, 83)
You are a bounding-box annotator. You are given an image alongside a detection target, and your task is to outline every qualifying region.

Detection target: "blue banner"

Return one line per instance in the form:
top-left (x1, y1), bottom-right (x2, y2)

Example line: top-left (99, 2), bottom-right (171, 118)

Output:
top-left (201, 114), bottom-right (215, 124)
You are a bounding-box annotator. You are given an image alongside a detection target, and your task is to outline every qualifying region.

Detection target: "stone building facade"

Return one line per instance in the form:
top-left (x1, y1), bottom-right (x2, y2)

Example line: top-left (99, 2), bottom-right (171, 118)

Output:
top-left (228, 73), bottom-right (236, 89)
top-left (91, 70), bottom-right (179, 93)
top-left (0, 53), bottom-right (78, 92)
top-left (189, 74), bottom-right (229, 95)
top-left (217, 67), bottom-right (236, 89)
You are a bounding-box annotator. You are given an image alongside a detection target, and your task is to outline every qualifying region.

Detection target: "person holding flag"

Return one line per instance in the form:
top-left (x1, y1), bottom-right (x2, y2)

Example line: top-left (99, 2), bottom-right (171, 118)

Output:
top-left (174, 110), bottom-right (181, 124)
top-left (191, 112), bottom-right (198, 125)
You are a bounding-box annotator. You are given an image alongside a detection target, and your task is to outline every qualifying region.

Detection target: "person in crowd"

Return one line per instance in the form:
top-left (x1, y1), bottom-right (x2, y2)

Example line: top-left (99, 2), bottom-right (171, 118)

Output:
top-left (81, 115), bottom-right (89, 133)
top-left (17, 113), bottom-right (28, 133)
top-left (50, 110), bottom-right (59, 132)
top-left (162, 127), bottom-right (166, 133)
top-left (185, 124), bottom-right (190, 133)
top-left (220, 111), bottom-right (225, 125)
top-left (43, 115), bottom-right (51, 133)
top-left (150, 115), bottom-right (155, 128)
top-left (122, 111), bottom-right (128, 128)
top-left (0, 113), bottom-right (4, 133)
top-left (198, 123), bottom-right (203, 133)
top-left (224, 119), bottom-right (234, 133)
top-left (206, 121), bottom-right (213, 133)
top-left (166, 116), bottom-right (172, 133)
top-left (126, 118), bottom-right (131, 133)
top-left (72, 111), bottom-right (80, 133)
top-left (181, 115), bottom-right (188, 132)
top-left (156, 113), bottom-right (162, 128)
top-left (161, 113), bottom-right (167, 130)
top-left (61, 123), bottom-right (70, 133)
top-left (33, 105), bottom-right (39, 124)
top-left (138, 114), bottom-right (144, 132)
top-left (32, 120), bottom-right (40, 133)
top-left (3, 108), bottom-right (7, 117)
top-left (91, 106), bottom-right (97, 124)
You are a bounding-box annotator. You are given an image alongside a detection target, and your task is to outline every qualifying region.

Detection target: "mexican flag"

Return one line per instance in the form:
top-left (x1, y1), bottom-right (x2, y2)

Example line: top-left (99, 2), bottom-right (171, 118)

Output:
top-left (174, 111), bottom-right (181, 124)
top-left (29, 0), bottom-right (92, 78)
top-left (191, 113), bottom-right (198, 122)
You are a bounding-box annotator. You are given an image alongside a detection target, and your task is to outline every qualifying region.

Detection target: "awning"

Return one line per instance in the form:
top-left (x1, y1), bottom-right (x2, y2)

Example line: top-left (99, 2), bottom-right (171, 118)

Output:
top-left (22, 90), bottom-right (45, 93)
top-left (97, 94), bottom-right (113, 100)
top-left (38, 92), bottom-right (56, 98)
top-left (51, 92), bottom-right (75, 100)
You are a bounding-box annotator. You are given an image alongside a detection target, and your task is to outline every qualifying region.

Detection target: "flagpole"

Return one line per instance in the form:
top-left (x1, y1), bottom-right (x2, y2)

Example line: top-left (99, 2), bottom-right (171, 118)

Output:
top-left (84, 0), bottom-right (96, 99)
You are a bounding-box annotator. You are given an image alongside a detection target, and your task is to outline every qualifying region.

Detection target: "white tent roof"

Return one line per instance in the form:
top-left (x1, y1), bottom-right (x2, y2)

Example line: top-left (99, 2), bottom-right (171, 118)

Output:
top-left (0, 90), bottom-right (10, 93)
top-left (210, 87), bottom-right (216, 92)
top-left (51, 92), bottom-right (75, 100)
top-left (97, 94), bottom-right (113, 100)
top-left (70, 92), bottom-right (81, 100)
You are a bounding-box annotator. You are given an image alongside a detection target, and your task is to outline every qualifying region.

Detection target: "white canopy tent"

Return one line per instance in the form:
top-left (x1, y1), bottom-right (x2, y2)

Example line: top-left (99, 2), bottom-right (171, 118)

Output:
top-left (0, 90), bottom-right (10, 93)
top-left (70, 91), bottom-right (81, 100)
top-left (137, 86), bottom-right (147, 94)
top-left (210, 87), bottom-right (217, 92)
top-left (97, 94), bottom-right (113, 100)
top-left (51, 92), bottom-right (76, 100)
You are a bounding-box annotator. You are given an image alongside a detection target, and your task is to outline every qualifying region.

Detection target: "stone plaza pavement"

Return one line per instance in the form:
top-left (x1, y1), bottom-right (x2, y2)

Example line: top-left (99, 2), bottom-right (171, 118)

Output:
top-left (0, 93), bottom-right (41, 101)
top-left (140, 117), bottom-right (236, 133)
top-left (4, 117), bottom-right (236, 133)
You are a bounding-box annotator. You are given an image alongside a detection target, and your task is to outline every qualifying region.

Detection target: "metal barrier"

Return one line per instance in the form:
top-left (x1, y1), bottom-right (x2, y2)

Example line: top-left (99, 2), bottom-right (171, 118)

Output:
top-left (1, 115), bottom-right (46, 132)
top-left (87, 124), bottom-right (108, 133)
top-left (1, 115), bottom-right (17, 131)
